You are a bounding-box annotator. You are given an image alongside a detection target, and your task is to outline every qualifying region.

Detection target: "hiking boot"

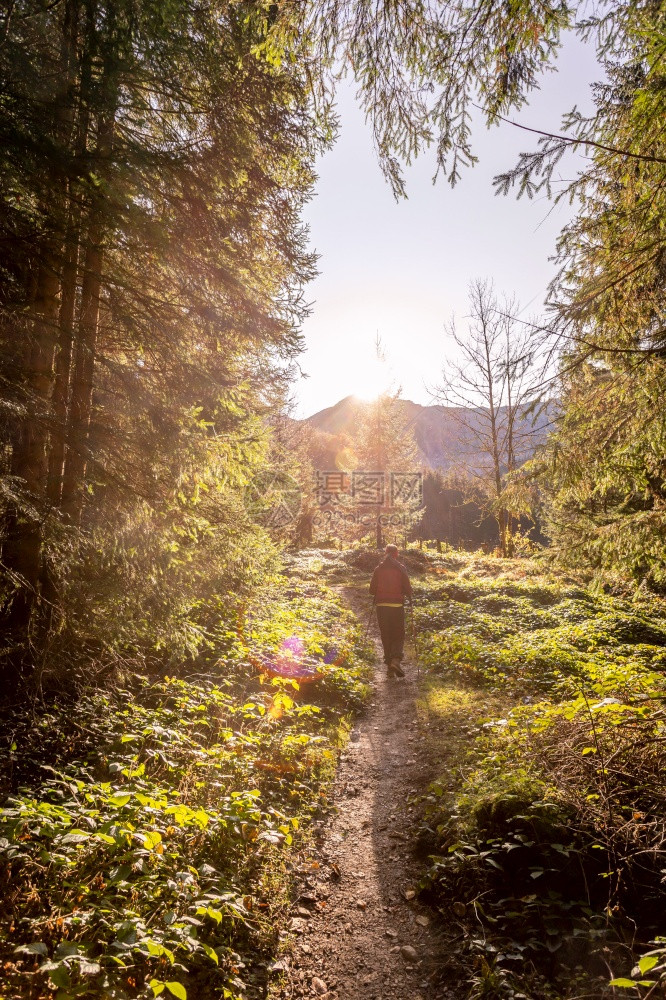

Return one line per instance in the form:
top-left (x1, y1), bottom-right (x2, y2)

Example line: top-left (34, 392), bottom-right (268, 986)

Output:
top-left (390, 658), bottom-right (405, 678)
top-left (386, 663), bottom-right (397, 678)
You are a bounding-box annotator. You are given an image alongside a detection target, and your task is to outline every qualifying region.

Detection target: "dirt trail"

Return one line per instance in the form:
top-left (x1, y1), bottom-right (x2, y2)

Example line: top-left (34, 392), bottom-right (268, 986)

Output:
top-left (271, 588), bottom-right (464, 1000)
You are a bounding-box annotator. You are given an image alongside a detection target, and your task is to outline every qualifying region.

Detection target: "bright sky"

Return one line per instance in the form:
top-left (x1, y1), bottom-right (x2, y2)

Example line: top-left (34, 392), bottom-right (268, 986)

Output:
top-left (294, 34), bottom-right (601, 418)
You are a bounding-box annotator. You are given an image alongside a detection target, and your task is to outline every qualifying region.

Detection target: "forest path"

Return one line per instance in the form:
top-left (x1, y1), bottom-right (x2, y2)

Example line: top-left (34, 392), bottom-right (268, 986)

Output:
top-left (270, 585), bottom-right (466, 1000)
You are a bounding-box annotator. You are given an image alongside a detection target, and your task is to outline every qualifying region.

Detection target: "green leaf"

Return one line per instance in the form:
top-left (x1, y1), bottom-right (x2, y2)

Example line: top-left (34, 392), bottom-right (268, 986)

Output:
top-left (48, 966), bottom-right (71, 989)
top-left (108, 794), bottom-right (131, 807)
top-left (638, 956), bottom-right (659, 974)
top-left (609, 979), bottom-right (640, 988)
top-left (202, 942), bottom-right (219, 965)
top-left (61, 830), bottom-right (91, 844)
top-left (95, 832), bottom-right (116, 845)
top-left (14, 942), bottom-right (48, 956)
top-left (150, 980), bottom-right (166, 997)
top-left (165, 983), bottom-right (187, 1000)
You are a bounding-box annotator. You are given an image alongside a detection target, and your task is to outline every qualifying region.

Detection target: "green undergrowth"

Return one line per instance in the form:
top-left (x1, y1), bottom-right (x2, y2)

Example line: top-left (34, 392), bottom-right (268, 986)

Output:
top-left (412, 554), bottom-right (666, 999)
top-left (0, 572), bottom-right (372, 1000)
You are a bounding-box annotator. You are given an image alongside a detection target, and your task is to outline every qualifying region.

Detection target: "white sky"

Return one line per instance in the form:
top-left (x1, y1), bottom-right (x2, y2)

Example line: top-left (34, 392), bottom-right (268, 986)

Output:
top-left (293, 33), bottom-right (601, 418)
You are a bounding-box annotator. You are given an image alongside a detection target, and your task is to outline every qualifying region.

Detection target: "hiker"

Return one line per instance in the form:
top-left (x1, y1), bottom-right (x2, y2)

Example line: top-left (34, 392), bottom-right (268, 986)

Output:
top-left (369, 544), bottom-right (413, 678)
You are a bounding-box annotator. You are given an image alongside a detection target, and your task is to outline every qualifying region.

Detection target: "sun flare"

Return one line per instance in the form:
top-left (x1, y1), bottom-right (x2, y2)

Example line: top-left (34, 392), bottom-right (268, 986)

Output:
top-left (344, 347), bottom-right (394, 402)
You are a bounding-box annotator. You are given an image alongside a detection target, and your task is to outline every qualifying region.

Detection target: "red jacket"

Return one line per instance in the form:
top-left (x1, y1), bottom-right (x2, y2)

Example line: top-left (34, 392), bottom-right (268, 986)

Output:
top-left (370, 556), bottom-right (413, 605)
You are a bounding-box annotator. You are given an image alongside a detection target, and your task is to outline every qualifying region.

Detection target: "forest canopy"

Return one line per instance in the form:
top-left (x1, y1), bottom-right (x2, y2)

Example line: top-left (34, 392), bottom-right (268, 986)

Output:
top-left (1, 0), bottom-right (666, 698)
top-left (0, 0), bottom-right (330, 689)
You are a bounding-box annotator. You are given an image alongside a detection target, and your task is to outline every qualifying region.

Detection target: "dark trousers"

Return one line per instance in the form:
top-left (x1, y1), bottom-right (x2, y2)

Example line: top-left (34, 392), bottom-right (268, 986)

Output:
top-left (376, 605), bottom-right (405, 664)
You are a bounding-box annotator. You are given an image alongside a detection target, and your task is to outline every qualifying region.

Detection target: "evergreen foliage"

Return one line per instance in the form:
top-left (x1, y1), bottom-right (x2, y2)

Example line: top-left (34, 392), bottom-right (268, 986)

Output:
top-left (534, 358), bottom-right (666, 586)
top-left (0, 0), bottom-right (329, 685)
top-left (299, 0), bottom-right (571, 195)
top-left (493, 1), bottom-right (666, 584)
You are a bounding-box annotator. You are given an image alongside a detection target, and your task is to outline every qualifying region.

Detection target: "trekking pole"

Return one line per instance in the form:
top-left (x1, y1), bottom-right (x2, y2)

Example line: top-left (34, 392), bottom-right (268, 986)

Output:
top-left (363, 598), bottom-right (375, 643)
top-left (341, 600), bottom-right (374, 670)
top-left (410, 602), bottom-right (420, 679)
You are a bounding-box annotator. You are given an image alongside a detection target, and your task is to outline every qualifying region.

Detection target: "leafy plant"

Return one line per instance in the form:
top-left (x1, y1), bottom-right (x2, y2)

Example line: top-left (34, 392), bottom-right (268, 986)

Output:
top-left (415, 553), bottom-right (666, 998)
top-left (0, 570), bottom-right (371, 999)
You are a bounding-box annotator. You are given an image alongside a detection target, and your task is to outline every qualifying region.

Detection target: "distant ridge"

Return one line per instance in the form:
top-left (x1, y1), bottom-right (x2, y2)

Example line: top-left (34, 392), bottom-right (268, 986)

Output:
top-left (304, 395), bottom-right (553, 471)
top-left (306, 395), bottom-right (365, 436)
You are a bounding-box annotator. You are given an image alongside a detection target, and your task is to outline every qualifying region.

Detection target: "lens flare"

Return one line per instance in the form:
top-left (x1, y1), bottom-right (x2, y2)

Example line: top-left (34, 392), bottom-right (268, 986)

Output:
top-left (261, 635), bottom-right (349, 682)
top-left (264, 635), bottom-right (317, 681)
top-left (236, 604), bottom-right (350, 686)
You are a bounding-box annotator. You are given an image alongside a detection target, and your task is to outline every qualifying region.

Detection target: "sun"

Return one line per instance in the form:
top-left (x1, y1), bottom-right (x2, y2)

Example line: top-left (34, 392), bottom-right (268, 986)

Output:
top-left (318, 334), bottom-right (396, 405)
top-left (347, 351), bottom-right (393, 402)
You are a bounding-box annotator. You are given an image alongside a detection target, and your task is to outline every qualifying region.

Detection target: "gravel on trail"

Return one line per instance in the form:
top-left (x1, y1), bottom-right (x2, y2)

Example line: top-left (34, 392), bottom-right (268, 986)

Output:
top-left (269, 589), bottom-right (466, 1000)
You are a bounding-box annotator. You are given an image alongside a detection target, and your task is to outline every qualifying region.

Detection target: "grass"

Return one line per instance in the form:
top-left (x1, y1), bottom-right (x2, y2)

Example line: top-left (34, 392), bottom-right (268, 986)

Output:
top-left (6, 543), bottom-right (666, 1000)
top-left (415, 678), bottom-right (506, 797)
top-left (410, 550), bottom-right (666, 999)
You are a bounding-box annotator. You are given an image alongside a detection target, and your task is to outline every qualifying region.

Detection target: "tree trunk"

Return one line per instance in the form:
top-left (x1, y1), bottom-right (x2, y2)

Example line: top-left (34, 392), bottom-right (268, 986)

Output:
top-left (496, 508), bottom-right (508, 558)
top-left (483, 334), bottom-right (507, 557)
top-left (2, 0), bottom-right (86, 653)
top-left (375, 510), bottom-right (383, 549)
top-left (60, 223), bottom-right (103, 524)
top-left (61, 112), bottom-right (115, 525)
top-left (47, 99), bottom-right (89, 507)
top-left (504, 346), bottom-right (516, 558)
top-left (3, 250), bottom-right (61, 635)
top-left (47, 214), bottom-right (80, 505)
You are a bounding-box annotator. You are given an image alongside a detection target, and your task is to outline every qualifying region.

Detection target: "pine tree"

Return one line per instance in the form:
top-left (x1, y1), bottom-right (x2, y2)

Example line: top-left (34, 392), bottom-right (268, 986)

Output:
top-left (496, 2), bottom-right (666, 582)
top-left (0, 0), bottom-right (329, 684)
top-left (354, 389), bottom-right (420, 548)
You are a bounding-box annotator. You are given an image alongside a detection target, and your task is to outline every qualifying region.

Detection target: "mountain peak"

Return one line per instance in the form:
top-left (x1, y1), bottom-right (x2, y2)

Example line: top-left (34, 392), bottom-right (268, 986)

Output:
top-left (304, 395), bottom-right (552, 471)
